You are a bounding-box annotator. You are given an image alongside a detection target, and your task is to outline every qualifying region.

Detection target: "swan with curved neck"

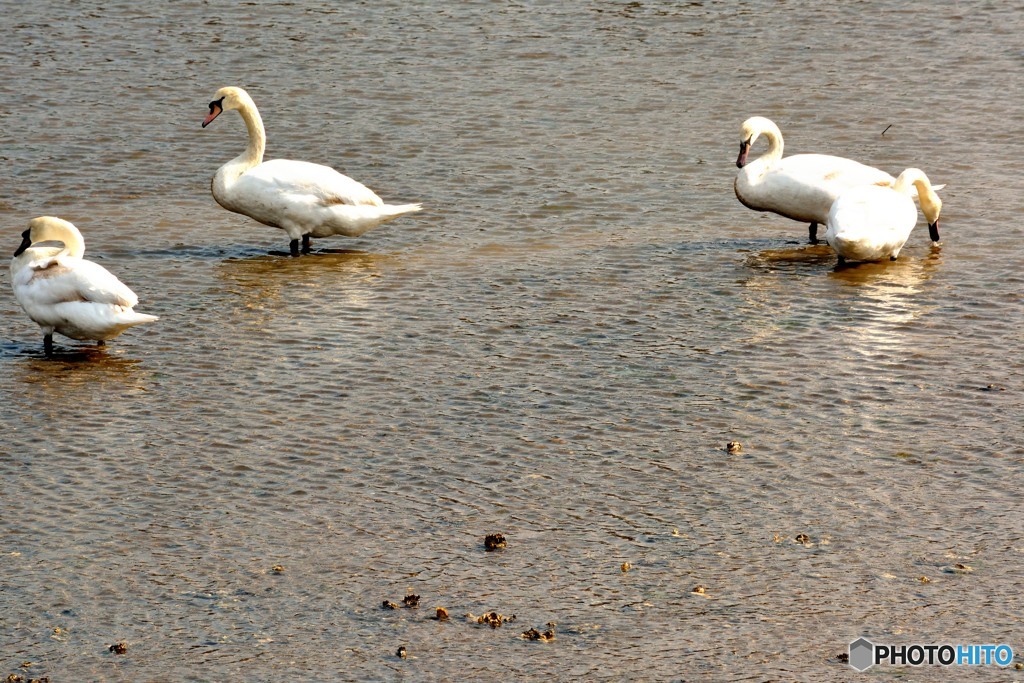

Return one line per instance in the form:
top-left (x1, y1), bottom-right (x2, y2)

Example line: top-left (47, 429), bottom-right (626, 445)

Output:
top-left (825, 168), bottom-right (943, 264)
top-left (11, 216), bottom-right (158, 355)
top-left (202, 86), bottom-right (421, 256)
top-left (735, 116), bottom-right (902, 244)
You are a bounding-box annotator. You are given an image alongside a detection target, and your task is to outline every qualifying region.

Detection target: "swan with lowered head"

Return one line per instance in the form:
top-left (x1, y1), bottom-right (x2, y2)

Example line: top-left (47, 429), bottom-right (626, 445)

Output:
top-left (825, 168), bottom-right (943, 264)
top-left (202, 86), bottom-right (422, 256)
top-left (11, 217), bottom-right (158, 355)
top-left (735, 116), bottom-right (905, 244)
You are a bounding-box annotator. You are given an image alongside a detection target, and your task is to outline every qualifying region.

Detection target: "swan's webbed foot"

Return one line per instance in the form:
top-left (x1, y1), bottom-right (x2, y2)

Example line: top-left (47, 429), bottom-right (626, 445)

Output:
top-left (302, 234), bottom-right (311, 254)
top-left (43, 333), bottom-right (53, 357)
top-left (289, 239), bottom-right (300, 257)
top-left (808, 222), bottom-right (819, 245)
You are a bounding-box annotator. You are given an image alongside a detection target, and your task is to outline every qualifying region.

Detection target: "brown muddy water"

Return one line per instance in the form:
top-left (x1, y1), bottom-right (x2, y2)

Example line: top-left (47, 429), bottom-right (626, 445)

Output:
top-left (1, 1), bottom-right (1023, 681)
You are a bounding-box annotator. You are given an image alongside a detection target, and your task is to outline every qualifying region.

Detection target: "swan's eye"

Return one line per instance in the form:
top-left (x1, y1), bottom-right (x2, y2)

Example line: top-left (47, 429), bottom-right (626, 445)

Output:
top-left (209, 97), bottom-right (225, 113)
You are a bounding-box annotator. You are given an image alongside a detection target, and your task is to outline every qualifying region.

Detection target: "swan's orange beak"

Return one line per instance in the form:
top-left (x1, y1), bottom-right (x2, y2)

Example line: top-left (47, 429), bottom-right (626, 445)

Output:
top-left (202, 100), bottom-right (223, 128)
top-left (736, 140), bottom-right (750, 168)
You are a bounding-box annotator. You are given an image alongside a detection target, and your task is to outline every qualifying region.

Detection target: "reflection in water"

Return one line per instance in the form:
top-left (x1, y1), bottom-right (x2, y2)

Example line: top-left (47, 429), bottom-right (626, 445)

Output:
top-left (15, 351), bottom-right (145, 384)
top-left (210, 250), bottom-right (395, 360)
top-left (826, 249), bottom-right (943, 360)
top-left (736, 244), bottom-right (837, 346)
top-left (742, 243), bottom-right (837, 274)
top-left (12, 352), bottom-right (149, 418)
top-left (735, 244), bottom-right (943, 364)
top-left (217, 250), bottom-right (388, 302)
top-left (214, 250), bottom-right (391, 333)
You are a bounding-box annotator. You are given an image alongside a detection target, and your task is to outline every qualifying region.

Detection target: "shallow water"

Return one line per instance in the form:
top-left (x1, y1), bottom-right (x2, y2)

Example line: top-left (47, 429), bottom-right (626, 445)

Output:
top-left (1, 1), bottom-right (1022, 680)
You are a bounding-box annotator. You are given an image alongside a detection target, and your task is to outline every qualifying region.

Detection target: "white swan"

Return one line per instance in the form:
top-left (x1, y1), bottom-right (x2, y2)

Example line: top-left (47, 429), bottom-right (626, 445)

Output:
top-left (11, 217), bottom-right (158, 355)
top-left (202, 86), bottom-right (422, 256)
top-left (735, 116), bottom-right (903, 244)
top-left (825, 168), bottom-right (943, 264)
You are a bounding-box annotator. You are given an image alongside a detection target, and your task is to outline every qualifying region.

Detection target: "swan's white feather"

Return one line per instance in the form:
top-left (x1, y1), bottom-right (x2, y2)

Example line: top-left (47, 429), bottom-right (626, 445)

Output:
top-left (204, 87), bottom-right (421, 248)
top-left (734, 117), bottom-right (911, 230)
top-left (11, 217), bottom-right (158, 345)
top-left (825, 168), bottom-right (943, 263)
top-left (826, 186), bottom-right (918, 261)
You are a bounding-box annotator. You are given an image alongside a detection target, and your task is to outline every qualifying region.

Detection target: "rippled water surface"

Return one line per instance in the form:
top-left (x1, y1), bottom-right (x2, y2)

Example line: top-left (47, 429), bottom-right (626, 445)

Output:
top-left (2, 1), bottom-right (1023, 680)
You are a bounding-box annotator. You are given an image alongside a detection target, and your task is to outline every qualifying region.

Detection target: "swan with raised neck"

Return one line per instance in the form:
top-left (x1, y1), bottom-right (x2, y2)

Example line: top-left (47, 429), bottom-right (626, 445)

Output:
top-left (202, 86), bottom-right (421, 256)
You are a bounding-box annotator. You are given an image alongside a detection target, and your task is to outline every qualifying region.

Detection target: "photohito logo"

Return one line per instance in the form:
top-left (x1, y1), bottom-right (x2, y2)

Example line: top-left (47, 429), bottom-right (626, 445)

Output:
top-left (848, 637), bottom-right (1014, 672)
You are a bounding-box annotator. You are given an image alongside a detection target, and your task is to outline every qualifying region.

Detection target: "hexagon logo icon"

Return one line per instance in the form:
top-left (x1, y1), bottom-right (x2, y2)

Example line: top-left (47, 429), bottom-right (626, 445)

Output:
top-left (849, 637), bottom-right (875, 671)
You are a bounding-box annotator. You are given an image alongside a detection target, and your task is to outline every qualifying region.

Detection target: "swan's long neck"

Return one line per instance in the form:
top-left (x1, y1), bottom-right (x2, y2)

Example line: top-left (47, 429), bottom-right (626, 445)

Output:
top-left (234, 97), bottom-right (266, 169)
top-left (739, 121), bottom-right (784, 183)
top-left (756, 125), bottom-right (783, 165)
top-left (894, 168), bottom-right (942, 231)
top-left (30, 218), bottom-right (85, 259)
top-left (60, 230), bottom-right (85, 259)
top-left (892, 168), bottom-right (927, 195)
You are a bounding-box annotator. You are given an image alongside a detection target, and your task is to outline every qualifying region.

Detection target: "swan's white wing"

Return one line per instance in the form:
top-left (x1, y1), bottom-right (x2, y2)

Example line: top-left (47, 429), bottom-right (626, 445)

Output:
top-left (241, 159), bottom-right (384, 207)
top-left (826, 186), bottom-right (918, 261)
top-left (774, 153), bottom-right (895, 187)
top-left (23, 257), bottom-right (139, 308)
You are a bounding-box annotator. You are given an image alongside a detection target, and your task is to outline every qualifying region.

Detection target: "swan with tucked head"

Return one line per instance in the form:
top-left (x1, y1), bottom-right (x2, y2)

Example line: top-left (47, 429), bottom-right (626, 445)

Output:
top-left (202, 86), bottom-right (422, 256)
top-left (825, 168), bottom-right (943, 264)
top-left (735, 116), bottom-right (905, 244)
top-left (11, 217), bottom-right (158, 355)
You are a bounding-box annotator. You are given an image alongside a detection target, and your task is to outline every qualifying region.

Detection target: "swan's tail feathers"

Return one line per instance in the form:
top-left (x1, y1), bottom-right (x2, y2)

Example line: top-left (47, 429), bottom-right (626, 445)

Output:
top-left (931, 183), bottom-right (946, 193)
top-left (327, 202), bottom-right (423, 237)
top-left (98, 310), bottom-right (158, 340)
top-left (120, 311), bottom-right (159, 328)
top-left (372, 203), bottom-right (422, 226)
top-left (384, 203), bottom-right (423, 217)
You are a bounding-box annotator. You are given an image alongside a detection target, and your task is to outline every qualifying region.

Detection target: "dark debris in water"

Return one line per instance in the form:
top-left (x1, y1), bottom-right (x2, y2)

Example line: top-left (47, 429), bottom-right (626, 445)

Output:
top-left (433, 607), bottom-right (449, 621)
top-left (484, 533), bottom-right (507, 551)
top-left (382, 600), bottom-right (399, 610)
top-left (396, 645), bottom-right (407, 659)
top-left (794, 533), bottom-right (811, 545)
top-left (521, 627), bottom-right (556, 642)
top-left (467, 611), bottom-right (515, 628)
top-left (402, 593), bottom-right (421, 608)
top-left (979, 384), bottom-right (1006, 392)
top-left (726, 441), bottom-right (742, 454)
top-left (108, 642), bottom-right (128, 655)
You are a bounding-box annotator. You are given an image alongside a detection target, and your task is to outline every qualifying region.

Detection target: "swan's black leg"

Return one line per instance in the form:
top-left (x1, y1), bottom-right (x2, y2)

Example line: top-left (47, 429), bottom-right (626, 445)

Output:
top-left (808, 222), bottom-right (819, 245)
top-left (302, 234), bottom-right (311, 254)
top-left (289, 238), bottom-right (300, 257)
top-left (43, 333), bottom-right (53, 357)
